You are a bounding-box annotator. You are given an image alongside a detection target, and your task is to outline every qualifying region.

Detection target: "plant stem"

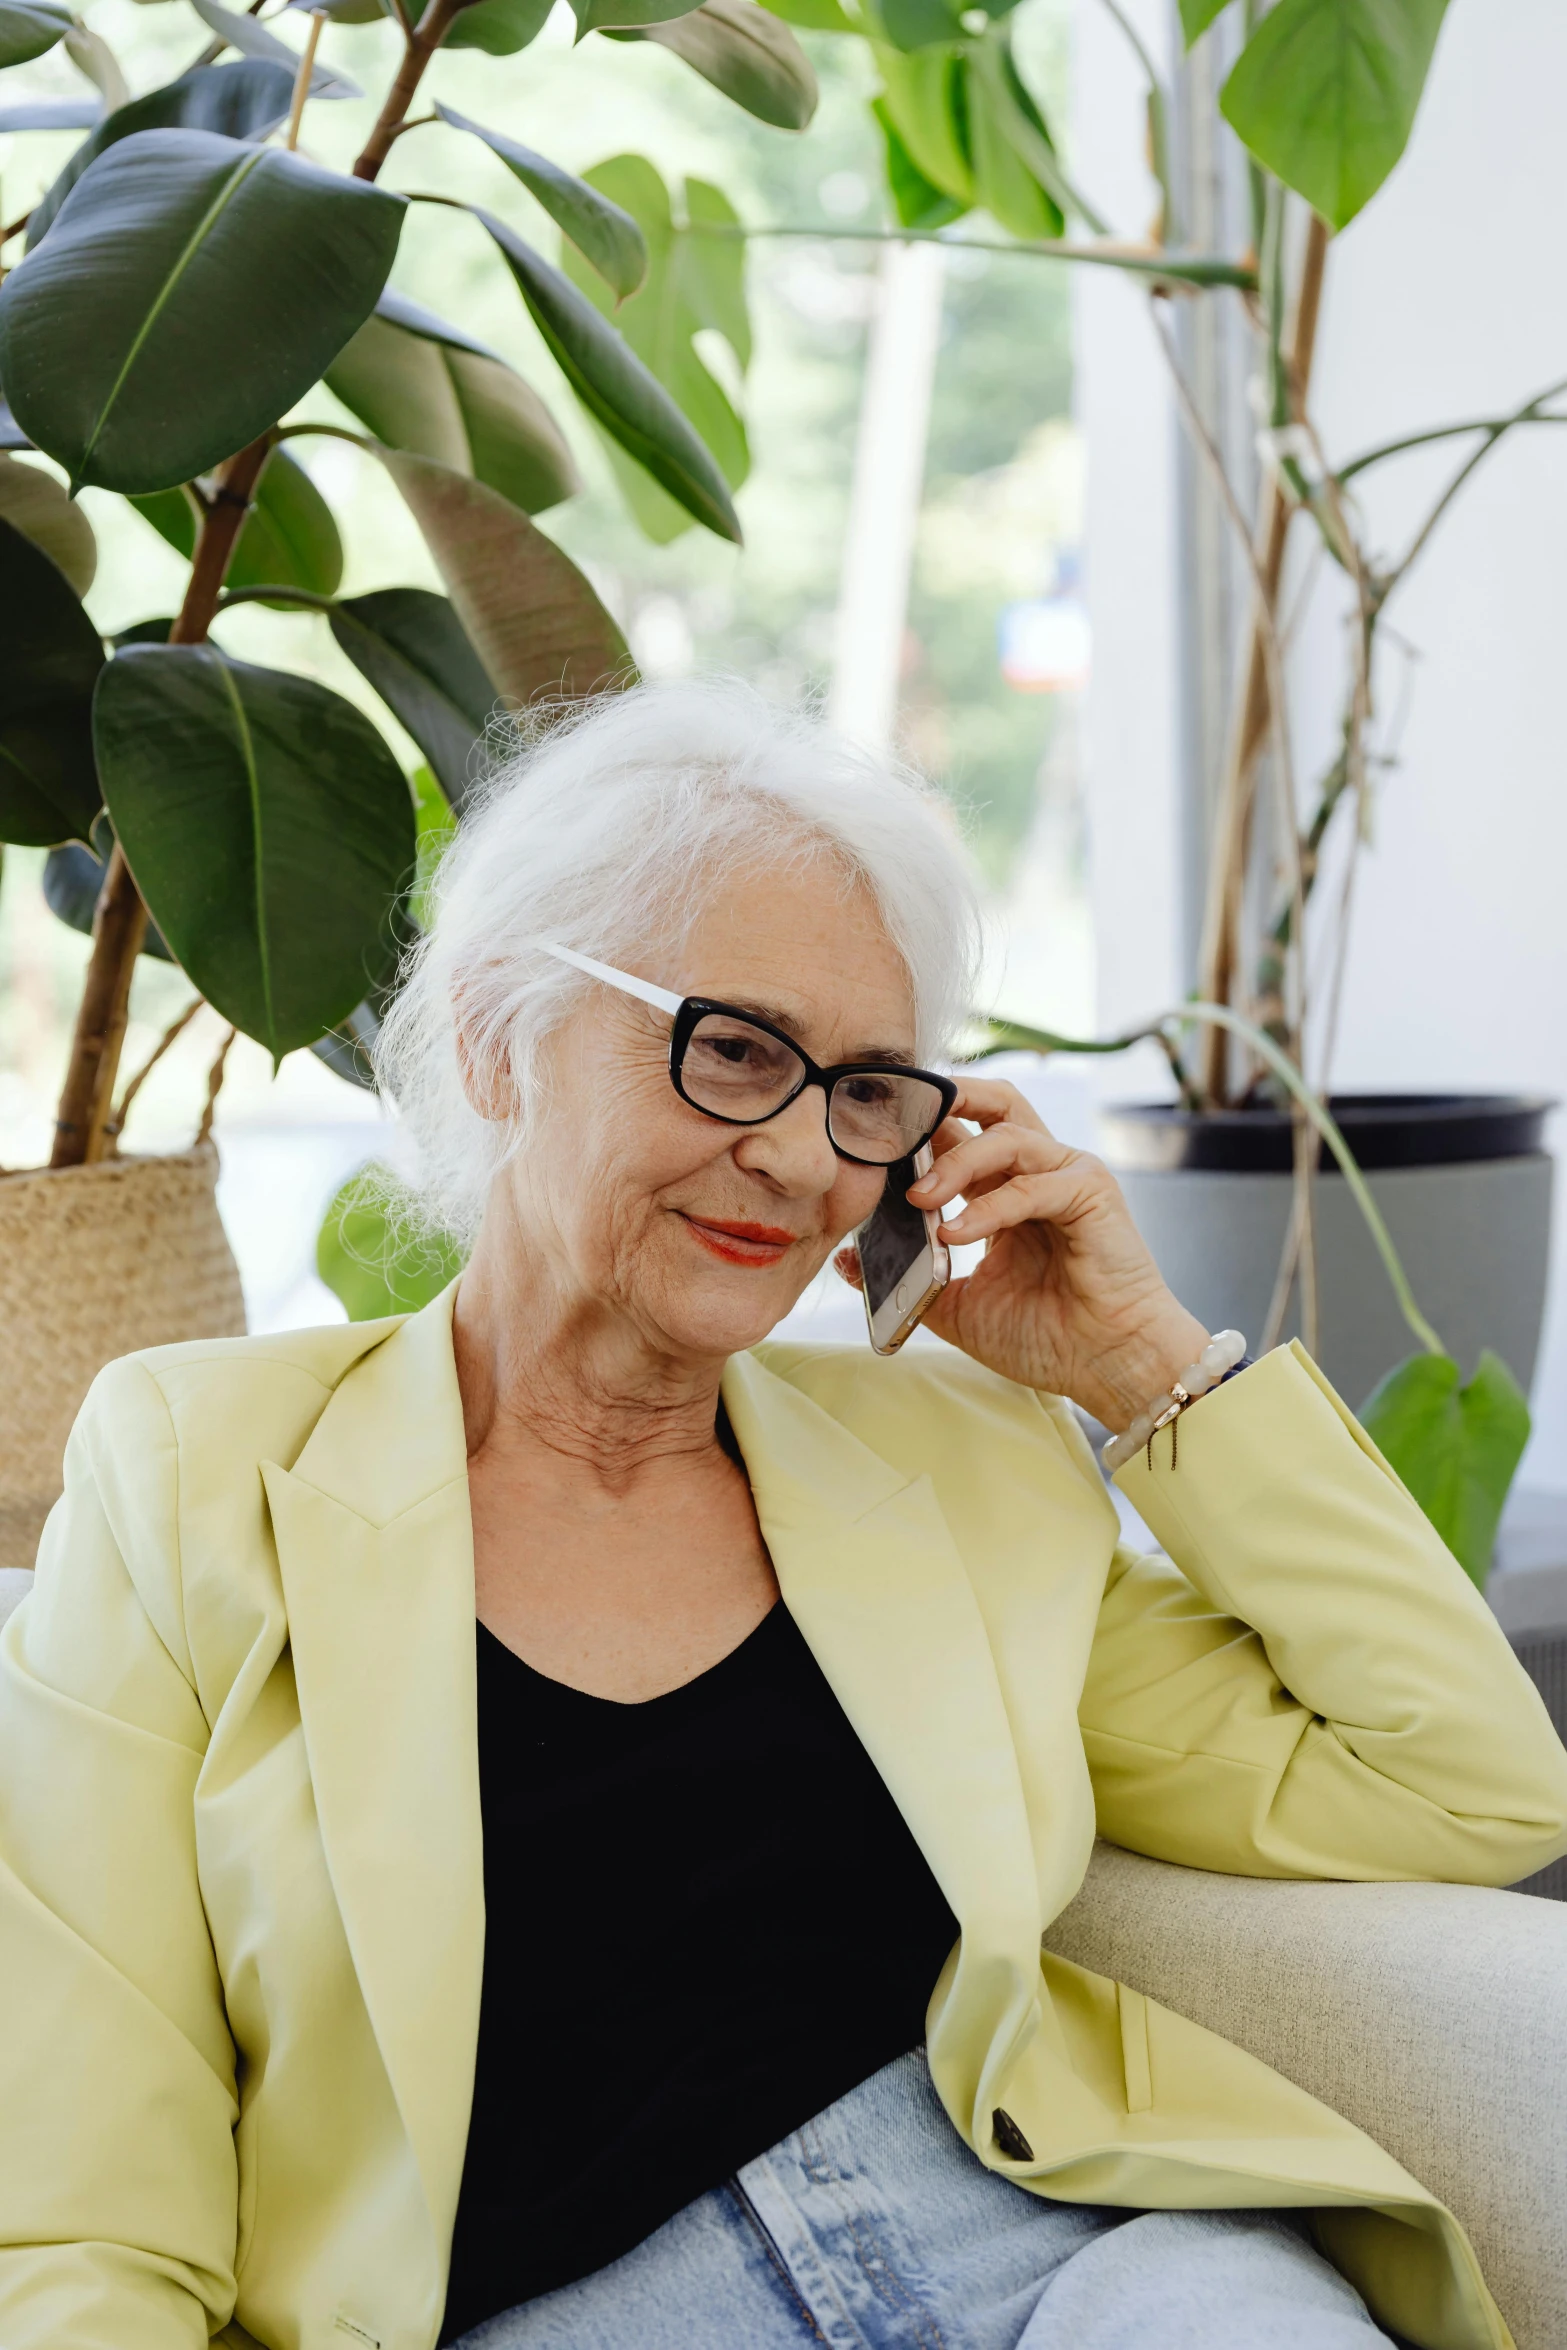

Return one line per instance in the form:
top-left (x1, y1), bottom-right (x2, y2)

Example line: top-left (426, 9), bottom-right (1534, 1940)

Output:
top-left (286, 9), bottom-right (326, 150)
top-left (49, 433), bottom-right (272, 1168)
top-left (353, 0), bottom-right (463, 182)
top-left (687, 220), bottom-right (1256, 290)
top-left (1194, 207), bottom-right (1329, 1103)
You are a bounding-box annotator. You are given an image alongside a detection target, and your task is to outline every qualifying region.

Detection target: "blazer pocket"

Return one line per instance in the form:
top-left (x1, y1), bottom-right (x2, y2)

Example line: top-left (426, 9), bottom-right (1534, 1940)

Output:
top-left (1117, 1981), bottom-right (1153, 2114)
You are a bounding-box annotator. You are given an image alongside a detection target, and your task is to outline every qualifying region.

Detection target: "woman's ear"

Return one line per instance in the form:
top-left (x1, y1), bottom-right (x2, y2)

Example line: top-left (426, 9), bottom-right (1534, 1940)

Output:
top-left (452, 981), bottom-right (515, 1124)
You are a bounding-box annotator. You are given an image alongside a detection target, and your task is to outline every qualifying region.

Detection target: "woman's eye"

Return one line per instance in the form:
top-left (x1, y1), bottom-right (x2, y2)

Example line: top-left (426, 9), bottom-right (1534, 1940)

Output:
top-left (842, 1074), bottom-right (894, 1106)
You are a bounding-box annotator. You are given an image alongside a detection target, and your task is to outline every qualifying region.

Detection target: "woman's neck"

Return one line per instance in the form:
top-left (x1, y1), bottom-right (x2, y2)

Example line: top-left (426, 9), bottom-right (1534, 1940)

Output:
top-left (452, 1198), bottom-right (726, 1492)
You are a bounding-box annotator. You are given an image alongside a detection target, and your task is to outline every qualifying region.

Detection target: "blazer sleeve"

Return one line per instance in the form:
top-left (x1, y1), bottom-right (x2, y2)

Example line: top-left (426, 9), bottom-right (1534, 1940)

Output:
top-left (0, 1358), bottom-right (239, 2350)
top-left (1077, 1340), bottom-right (1567, 1886)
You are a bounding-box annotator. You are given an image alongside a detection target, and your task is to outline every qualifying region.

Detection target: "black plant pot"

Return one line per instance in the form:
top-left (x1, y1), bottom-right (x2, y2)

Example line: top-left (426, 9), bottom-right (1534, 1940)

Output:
top-left (1098, 1093), bottom-right (1556, 1407)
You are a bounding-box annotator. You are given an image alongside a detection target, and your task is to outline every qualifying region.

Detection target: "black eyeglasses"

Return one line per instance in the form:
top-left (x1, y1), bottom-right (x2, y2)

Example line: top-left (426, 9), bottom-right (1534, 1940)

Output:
top-left (532, 939), bottom-right (959, 1167)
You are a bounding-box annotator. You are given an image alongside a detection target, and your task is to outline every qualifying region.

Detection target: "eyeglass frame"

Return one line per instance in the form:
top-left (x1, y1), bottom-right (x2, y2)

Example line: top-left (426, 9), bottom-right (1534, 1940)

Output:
top-left (531, 938), bottom-right (959, 1167)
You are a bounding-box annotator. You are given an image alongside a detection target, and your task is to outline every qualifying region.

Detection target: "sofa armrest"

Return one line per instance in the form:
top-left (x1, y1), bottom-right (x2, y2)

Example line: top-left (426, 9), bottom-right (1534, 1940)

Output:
top-left (1045, 1841), bottom-right (1567, 2350)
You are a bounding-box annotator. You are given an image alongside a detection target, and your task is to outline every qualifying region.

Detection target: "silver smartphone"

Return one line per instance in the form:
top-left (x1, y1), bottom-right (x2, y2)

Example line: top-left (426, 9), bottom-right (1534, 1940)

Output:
top-left (855, 1143), bottom-right (952, 1356)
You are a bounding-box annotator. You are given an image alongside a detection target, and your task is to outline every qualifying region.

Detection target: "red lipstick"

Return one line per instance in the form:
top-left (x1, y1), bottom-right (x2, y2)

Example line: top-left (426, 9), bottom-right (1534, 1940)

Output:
top-left (683, 1216), bottom-right (798, 1266)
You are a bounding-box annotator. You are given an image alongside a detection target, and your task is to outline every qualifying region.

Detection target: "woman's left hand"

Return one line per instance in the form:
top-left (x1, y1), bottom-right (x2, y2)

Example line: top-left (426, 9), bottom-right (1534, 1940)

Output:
top-left (881, 1075), bottom-right (1212, 1431)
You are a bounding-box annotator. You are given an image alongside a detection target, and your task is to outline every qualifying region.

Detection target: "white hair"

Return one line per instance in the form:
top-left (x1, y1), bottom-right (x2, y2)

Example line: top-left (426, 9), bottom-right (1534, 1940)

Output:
top-left (374, 677), bottom-right (984, 1244)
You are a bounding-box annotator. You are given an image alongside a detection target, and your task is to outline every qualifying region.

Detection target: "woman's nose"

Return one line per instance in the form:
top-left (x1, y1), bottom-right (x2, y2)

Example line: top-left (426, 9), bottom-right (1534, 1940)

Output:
top-left (733, 1084), bottom-right (840, 1193)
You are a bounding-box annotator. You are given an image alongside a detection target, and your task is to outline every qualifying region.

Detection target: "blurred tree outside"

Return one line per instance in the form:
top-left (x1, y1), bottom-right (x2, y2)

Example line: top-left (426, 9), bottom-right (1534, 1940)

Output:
top-left (0, 0), bottom-right (1088, 1321)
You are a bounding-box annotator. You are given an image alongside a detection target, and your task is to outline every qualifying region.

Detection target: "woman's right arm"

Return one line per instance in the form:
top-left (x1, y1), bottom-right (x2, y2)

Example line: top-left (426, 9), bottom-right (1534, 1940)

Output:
top-left (0, 1359), bottom-right (239, 2349)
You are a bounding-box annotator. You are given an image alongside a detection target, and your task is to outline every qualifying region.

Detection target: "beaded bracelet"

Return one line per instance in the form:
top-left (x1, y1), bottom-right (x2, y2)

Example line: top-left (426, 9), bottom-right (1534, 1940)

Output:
top-left (1101, 1329), bottom-right (1249, 1474)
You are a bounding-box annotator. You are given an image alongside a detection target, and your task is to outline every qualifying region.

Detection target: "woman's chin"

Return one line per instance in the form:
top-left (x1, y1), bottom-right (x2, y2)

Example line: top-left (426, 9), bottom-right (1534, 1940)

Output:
top-left (650, 1256), bottom-right (814, 1358)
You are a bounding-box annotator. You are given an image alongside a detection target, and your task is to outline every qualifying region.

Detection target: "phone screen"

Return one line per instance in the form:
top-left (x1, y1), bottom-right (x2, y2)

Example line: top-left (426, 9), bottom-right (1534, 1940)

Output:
top-left (856, 1156), bottom-right (931, 1316)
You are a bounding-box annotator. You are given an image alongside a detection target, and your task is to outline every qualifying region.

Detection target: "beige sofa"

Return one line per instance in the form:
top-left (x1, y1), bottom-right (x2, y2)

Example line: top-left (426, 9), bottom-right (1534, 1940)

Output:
top-left (2, 1568), bottom-right (1563, 2348)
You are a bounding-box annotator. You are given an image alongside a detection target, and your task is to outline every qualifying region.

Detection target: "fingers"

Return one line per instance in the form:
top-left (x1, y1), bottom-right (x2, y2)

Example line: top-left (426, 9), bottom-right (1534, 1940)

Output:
top-left (928, 1165), bottom-right (1104, 1248)
top-left (913, 1123), bottom-right (1104, 1212)
top-left (945, 1074), bottom-right (1058, 1143)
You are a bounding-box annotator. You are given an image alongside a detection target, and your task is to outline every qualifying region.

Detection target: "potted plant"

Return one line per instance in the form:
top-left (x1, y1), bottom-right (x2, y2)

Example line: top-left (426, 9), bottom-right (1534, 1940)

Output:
top-left (0, 0), bottom-right (823, 1560)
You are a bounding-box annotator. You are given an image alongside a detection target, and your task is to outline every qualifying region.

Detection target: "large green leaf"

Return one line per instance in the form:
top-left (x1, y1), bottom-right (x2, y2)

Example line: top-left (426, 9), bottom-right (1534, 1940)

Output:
top-left (573, 0), bottom-right (700, 32)
top-left (872, 95), bottom-right (965, 229)
top-left (43, 838), bottom-right (174, 959)
top-left (94, 645), bottom-right (416, 1057)
top-left (0, 97), bottom-right (101, 129)
top-left (968, 30), bottom-right (1064, 240)
top-left (476, 206), bottom-right (742, 542)
top-left (758, 0), bottom-right (855, 26)
top-left (435, 103), bottom-right (647, 298)
top-left (131, 446), bottom-right (343, 601)
top-left (1221, 0), bottom-right (1449, 229)
top-left (317, 1167), bottom-right (466, 1319)
top-left (187, 0), bottom-right (360, 96)
top-left (445, 0), bottom-right (554, 48)
top-left (0, 0), bottom-right (72, 68)
top-left (28, 59), bottom-right (296, 248)
top-left (874, 44), bottom-right (974, 204)
top-left (1180, 0), bottom-right (1231, 40)
top-left (0, 514), bottom-right (103, 845)
top-left (326, 305), bottom-right (579, 514)
top-left (1358, 1348), bottom-right (1530, 1590)
top-left (376, 449), bottom-right (633, 704)
top-left (878, 0), bottom-right (959, 51)
top-left (559, 157), bottom-right (748, 543)
top-left (0, 129), bottom-right (405, 494)
top-left (0, 449), bottom-right (96, 594)
top-left (329, 586), bottom-right (497, 811)
top-left (617, 0), bottom-right (818, 128)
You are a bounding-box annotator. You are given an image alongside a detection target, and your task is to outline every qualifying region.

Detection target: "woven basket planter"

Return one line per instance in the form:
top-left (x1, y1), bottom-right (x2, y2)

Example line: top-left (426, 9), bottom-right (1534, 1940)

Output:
top-left (0, 1145), bottom-right (245, 1570)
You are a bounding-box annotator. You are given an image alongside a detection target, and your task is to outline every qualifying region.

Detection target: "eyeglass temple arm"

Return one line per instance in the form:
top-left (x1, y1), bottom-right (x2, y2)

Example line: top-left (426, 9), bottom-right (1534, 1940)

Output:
top-left (530, 938), bottom-right (684, 1016)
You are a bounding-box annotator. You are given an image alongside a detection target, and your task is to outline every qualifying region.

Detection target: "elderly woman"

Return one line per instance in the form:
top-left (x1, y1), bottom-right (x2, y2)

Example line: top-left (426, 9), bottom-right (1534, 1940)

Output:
top-left (0, 682), bottom-right (1563, 2350)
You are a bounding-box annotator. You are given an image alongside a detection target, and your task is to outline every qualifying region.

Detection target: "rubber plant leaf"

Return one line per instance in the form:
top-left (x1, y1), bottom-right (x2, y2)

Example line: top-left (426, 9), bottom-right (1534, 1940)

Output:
top-left (0, 0), bottom-right (72, 70)
top-left (317, 1167), bottom-right (466, 1319)
top-left (615, 0), bottom-right (818, 130)
top-left (1180, 0), bottom-right (1230, 40)
top-left (94, 643), bottom-right (417, 1058)
top-left (0, 449), bottom-right (96, 594)
top-left (325, 305), bottom-right (579, 513)
top-left (374, 447), bottom-right (636, 704)
top-left (559, 156), bottom-right (748, 544)
top-left (61, 23), bottom-right (129, 112)
top-left (285, 0), bottom-right (389, 21)
top-left (445, 0), bottom-right (555, 55)
top-left (1358, 1347), bottom-right (1531, 1590)
top-left (572, 0), bottom-right (701, 34)
top-left (186, 0), bottom-right (360, 97)
top-left (28, 59), bottom-right (297, 248)
top-left (434, 103), bottom-right (647, 297)
top-left (1220, 0), bottom-right (1449, 230)
top-left (43, 838), bottom-right (174, 959)
top-left (0, 98), bottom-right (102, 131)
top-left (329, 586), bottom-right (499, 812)
top-left (475, 206), bottom-right (742, 542)
top-left (0, 514), bottom-right (103, 845)
top-left (0, 129), bottom-right (406, 495)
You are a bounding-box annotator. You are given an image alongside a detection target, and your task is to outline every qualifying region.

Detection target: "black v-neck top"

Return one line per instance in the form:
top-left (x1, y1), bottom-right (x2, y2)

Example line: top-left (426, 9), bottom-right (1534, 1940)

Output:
top-left (438, 1598), bottom-right (959, 2342)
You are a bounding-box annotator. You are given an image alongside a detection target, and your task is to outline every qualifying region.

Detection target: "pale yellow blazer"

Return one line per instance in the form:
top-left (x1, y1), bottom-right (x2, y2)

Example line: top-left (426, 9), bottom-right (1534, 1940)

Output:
top-left (1, 1290), bottom-right (1565, 2350)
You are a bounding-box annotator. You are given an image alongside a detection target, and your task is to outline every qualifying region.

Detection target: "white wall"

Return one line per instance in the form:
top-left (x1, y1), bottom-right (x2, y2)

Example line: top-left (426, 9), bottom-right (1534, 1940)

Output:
top-left (1074, 0), bottom-right (1567, 1487)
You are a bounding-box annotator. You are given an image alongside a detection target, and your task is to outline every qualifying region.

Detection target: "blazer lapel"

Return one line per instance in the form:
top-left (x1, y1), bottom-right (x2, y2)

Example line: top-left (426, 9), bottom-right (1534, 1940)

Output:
top-left (261, 1289), bottom-right (483, 2249)
top-left (721, 1348), bottom-right (1049, 2125)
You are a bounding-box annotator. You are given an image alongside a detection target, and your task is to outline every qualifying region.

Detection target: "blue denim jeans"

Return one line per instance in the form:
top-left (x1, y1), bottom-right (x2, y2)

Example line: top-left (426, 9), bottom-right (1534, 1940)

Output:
top-left (454, 2049), bottom-right (1399, 2349)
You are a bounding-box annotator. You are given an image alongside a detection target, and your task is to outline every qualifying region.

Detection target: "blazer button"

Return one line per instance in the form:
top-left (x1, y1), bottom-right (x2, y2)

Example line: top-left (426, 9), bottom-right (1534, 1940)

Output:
top-left (992, 2107), bottom-right (1034, 2162)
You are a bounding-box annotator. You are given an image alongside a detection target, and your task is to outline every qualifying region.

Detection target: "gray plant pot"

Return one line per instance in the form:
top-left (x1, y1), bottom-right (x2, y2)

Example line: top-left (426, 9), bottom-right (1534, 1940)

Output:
top-left (1101, 1095), bottom-right (1555, 1410)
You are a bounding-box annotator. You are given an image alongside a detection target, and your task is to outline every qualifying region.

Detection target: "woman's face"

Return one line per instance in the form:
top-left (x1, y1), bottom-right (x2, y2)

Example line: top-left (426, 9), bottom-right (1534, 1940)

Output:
top-left (494, 862), bottom-right (918, 1361)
